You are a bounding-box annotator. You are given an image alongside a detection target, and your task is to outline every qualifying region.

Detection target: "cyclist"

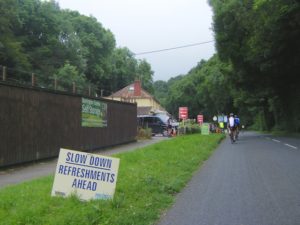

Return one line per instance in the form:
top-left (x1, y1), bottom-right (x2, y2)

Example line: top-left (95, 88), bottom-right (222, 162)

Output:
top-left (227, 113), bottom-right (236, 143)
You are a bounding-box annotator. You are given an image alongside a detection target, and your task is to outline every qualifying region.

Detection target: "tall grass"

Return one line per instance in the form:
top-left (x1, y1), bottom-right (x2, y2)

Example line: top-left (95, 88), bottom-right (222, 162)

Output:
top-left (0, 134), bottom-right (224, 225)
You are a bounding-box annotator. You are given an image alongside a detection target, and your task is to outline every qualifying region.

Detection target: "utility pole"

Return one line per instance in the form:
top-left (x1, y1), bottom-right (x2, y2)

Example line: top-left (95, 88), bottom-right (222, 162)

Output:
top-left (2, 66), bottom-right (6, 81)
top-left (72, 82), bottom-right (76, 93)
top-left (31, 73), bottom-right (35, 86)
top-left (54, 78), bottom-right (57, 90)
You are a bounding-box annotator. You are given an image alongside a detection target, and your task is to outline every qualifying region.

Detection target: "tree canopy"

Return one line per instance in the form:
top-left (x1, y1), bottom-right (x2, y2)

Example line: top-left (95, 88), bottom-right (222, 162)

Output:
top-left (0, 0), bottom-right (154, 95)
top-left (208, 0), bottom-right (299, 131)
top-left (155, 0), bottom-right (299, 132)
top-left (155, 55), bottom-right (234, 121)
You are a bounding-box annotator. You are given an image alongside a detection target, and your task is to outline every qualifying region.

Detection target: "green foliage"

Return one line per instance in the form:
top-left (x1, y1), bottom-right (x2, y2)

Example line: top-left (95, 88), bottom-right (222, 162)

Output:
top-left (166, 75), bottom-right (197, 117)
top-left (153, 80), bottom-right (168, 106)
top-left (108, 47), bottom-right (138, 92)
top-left (209, 0), bottom-right (300, 132)
top-left (136, 127), bottom-right (152, 140)
top-left (137, 59), bottom-right (154, 94)
top-left (0, 0), bottom-right (154, 97)
top-left (0, 0), bottom-right (31, 72)
top-left (0, 134), bottom-right (224, 225)
top-left (52, 62), bottom-right (86, 91)
top-left (178, 120), bottom-right (201, 134)
top-left (69, 13), bottom-right (116, 90)
top-left (163, 55), bottom-right (234, 121)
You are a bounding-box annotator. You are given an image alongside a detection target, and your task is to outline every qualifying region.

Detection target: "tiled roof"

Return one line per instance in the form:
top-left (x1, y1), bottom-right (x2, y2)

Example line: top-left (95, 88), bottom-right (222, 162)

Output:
top-left (108, 81), bottom-right (168, 114)
top-left (109, 83), bottom-right (152, 98)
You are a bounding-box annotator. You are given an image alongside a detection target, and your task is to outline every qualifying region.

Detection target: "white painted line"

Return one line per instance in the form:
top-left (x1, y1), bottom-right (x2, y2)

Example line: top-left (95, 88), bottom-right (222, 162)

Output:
top-left (272, 139), bottom-right (281, 143)
top-left (284, 144), bottom-right (298, 149)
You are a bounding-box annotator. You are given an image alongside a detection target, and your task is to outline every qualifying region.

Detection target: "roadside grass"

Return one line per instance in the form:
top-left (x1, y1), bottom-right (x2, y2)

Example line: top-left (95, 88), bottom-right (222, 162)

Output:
top-left (0, 133), bottom-right (224, 225)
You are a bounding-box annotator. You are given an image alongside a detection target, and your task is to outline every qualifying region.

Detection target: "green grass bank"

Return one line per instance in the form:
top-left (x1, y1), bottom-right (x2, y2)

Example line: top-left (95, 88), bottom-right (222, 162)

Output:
top-left (0, 133), bottom-right (224, 225)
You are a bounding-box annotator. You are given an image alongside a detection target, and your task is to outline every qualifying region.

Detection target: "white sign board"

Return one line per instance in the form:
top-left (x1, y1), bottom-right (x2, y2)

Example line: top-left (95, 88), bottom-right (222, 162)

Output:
top-left (224, 115), bottom-right (228, 123)
top-left (51, 148), bottom-right (120, 201)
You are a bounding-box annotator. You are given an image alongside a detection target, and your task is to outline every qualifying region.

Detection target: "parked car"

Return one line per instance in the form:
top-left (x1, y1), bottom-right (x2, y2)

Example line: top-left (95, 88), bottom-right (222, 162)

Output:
top-left (137, 115), bottom-right (168, 136)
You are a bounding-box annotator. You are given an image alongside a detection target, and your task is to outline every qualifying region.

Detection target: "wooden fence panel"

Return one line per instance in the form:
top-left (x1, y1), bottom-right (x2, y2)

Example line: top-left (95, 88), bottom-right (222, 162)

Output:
top-left (0, 83), bottom-right (137, 167)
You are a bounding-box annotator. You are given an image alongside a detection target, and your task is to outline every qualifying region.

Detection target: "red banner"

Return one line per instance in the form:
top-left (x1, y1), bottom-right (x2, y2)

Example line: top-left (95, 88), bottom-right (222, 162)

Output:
top-left (179, 107), bottom-right (188, 119)
top-left (197, 114), bottom-right (204, 124)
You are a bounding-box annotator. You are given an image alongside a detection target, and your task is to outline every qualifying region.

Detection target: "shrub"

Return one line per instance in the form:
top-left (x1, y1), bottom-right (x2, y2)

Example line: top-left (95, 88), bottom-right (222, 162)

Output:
top-left (137, 127), bottom-right (152, 139)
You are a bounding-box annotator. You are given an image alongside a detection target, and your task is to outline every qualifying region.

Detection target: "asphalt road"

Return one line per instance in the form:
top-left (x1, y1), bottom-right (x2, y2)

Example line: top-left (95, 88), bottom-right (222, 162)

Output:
top-left (157, 131), bottom-right (300, 225)
top-left (0, 136), bottom-right (166, 188)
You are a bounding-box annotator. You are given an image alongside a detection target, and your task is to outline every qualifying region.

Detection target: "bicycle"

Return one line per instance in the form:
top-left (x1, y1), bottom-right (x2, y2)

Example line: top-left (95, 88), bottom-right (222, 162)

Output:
top-left (235, 126), bottom-right (239, 140)
top-left (228, 127), bottom-right (236, 144)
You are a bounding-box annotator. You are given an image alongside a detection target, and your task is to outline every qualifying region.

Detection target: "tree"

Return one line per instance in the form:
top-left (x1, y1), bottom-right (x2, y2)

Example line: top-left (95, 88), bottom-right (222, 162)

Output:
top-left (0, 0), bottom-right (31, 72)
top-left (59, 10), bottom-right (116, 94)
top-left (153, 80), bottom-right (168, 107)
top-left (108, 47), bottom-right (138, 93)
top-left (52, 62), bottom-right (86, 91)
top-left (137, 59), bottom-right (154, 94)
top-left (16, 0), bottom-right (65, 78)
top-left (0, 0), bottom-right (157, 99)
top-left (162, 55), bottom-right (234, 120)
top-left (209, 0), bottom-right (300, 131)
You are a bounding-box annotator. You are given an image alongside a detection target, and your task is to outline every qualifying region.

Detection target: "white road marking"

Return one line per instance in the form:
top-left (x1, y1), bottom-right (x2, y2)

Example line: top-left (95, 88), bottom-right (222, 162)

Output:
top-left (284, 144), bottom-right (298, 149)
top-left (268, 137), bottom-right (298, 150)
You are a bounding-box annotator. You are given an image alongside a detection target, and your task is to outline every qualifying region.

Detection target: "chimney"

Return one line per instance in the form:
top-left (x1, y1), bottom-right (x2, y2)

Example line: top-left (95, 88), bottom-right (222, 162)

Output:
top-left (134, 79), bottom-right (141, 96)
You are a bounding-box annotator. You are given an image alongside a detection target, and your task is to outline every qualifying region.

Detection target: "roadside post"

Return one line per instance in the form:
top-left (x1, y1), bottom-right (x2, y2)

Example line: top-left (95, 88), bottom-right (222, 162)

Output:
top-left (179, 107), bottom-right (188, 134)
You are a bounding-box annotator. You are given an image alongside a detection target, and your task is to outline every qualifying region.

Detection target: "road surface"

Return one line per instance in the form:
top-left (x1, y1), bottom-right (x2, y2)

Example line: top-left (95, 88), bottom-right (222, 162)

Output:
top-left (157, 131), bottom-right (300, 225)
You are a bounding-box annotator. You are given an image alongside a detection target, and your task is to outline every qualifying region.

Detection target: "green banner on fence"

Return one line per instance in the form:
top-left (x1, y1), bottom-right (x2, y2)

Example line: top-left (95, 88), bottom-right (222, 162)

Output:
top-left (201, 123), bottom-right (210, 135)
top-left (81, 98), bottom-right (107, 127)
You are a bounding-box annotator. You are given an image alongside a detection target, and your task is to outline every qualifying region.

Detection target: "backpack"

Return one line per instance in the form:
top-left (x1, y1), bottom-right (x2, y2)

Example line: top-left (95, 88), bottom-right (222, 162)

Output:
top-left (234, 117), bottom-right (240, 126)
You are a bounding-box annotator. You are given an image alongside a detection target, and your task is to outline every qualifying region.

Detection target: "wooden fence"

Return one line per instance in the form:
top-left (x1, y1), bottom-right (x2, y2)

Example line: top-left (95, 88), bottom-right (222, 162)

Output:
top-left (0, 82), bottom-right (137, 167)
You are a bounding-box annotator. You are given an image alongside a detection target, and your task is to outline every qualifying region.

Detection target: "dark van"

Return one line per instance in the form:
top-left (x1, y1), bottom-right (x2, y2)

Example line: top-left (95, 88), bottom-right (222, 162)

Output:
top-left (137, 115), bottom-right (168, 136)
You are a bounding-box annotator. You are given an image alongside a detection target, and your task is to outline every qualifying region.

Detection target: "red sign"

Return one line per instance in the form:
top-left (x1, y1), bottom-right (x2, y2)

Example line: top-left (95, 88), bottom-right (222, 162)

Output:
top-left (179, 107), bottom-right (188, 119)
top-left (197, 114), bottom-right (204, 124)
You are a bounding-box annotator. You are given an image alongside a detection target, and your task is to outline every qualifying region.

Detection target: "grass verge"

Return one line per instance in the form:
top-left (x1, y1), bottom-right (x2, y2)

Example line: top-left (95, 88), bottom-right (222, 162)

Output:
top-left (0, 133), bottom-right (224, 225)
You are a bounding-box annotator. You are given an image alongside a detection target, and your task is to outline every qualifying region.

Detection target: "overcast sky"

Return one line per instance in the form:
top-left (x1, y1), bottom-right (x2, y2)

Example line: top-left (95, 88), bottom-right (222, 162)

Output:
top-left (57, 0), bottom-right (216, 81)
